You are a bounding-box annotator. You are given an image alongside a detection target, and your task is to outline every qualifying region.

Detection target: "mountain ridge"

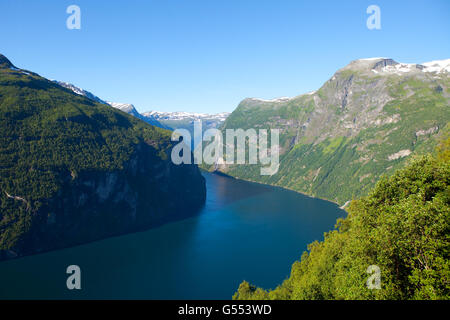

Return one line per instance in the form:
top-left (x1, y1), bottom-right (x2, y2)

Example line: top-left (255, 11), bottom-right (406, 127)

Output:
top-left (0, 53), bottom-right (206, 260)
top-left (0, 54), bottom-right (14, 69)
top-left (242, 58), bottom-right (450, 104)
top-left (208, 57), bottom-right (450, 205)
top-left (53, 80), bottom-right (230, 131)
top-left (143, 110), bottom-right (230, 122)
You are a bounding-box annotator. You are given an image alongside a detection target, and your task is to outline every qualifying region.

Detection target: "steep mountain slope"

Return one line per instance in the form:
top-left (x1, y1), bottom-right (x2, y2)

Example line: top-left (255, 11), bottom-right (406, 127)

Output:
top-left (54, 80), bottom-right (230, 134)
top-left (234, 145), bottom-right (449, 300)
top-left (107, 102), bottom-right (170, 129)
top-left (143, 111), bottom-right (230, 148)
top-left (214, 58), bottom-right (450, 205)
top-left (54, 81), bottom-right (169, 129)
top-left (54, 81), bottom-right (108, 105)
top-left (0, 54), bottom-right (206, 260)
top-left (144, 110), bottom-right (229, 126)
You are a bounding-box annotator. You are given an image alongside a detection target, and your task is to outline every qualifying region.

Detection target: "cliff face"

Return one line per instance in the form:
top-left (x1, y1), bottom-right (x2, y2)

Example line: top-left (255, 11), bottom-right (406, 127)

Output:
top-left (210, 58), bottom-right (450, 204)
top-left (2, 142), bottom-right (206, 260)
top-left (0, 54), bottom-right (206, 261)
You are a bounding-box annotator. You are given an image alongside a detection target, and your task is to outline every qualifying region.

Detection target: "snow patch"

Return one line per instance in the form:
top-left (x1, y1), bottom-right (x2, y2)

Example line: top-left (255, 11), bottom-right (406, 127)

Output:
top-left (248, 97), bottom-right (292, 103)
top-left (143, 111), bottom-right (230, 122)
top-left (9, 66), bottom-right (30, 75)
top-left (359, 57), bottom-right (388, 61)
top-left (108, 102), bottom-right (136, 113)
top-left (55, 81), bottom-right (108, 104)
top-left (421, 59), bottom-right (450, 73)
top-left (382, 63), bottom-right (417, 74)
top-left (375, 59), bottom-right (449, 74)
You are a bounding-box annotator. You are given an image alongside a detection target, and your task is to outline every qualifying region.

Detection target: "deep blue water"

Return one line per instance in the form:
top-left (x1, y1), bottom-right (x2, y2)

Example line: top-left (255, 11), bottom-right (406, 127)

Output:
top-left (0, 172), bottom-right (345, 299)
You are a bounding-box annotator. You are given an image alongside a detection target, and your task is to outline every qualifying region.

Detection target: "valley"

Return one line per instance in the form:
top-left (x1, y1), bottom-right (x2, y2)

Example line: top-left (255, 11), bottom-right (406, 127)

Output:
top-left (207, 58), bottom-right (450, 205)
top-left (0, 53), bottom-right (448, 300)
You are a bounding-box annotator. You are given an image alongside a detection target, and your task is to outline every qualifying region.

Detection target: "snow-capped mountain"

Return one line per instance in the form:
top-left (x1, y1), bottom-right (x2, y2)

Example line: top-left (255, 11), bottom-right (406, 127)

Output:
top-left (142, 110), bottom-right (230, 134)
top-left (108, 102), bottom-right (170, 128)
top-left (54, 81), bottom-right (168, 129)
top-left (243, 58), bottom-right (449, 103)
top-left (54, 81), bottom-right (108, 105)
top-left (217, 56), bottom-right (449, 206)
top-left (107, 102), bottom-right (142, 118)
top-left (142, 111), bottom-right (231, 149)
top-left (347, 58), bottom-right (450, 75)
top-left (142, 111), bottom-right (230, 122)
top-left (421, 59), bottom-right (450, 73)
top-left (53, 80), bottom-right (229, 131)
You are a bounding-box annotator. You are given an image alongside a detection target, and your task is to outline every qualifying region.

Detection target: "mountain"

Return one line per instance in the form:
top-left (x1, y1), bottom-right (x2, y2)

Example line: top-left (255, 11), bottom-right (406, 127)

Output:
top-left (54, 81), bottom-right (109, 105)
top-left (54, 80), bottom-right (230, 134)
top-left (0, 54), bottom-right (206, 260)
top-left (107, 101), bottom-right (142, 117)
top-left (54, 81), bottom-right (170, 130)
top-left (143, 111), bottom-right (230, 148)
top-left (143, 110), bottom-right (230, 123)
top-left (209, 58), bottom-right (450, 205)
top-left (107, 102), bottom-right (169, 129)
top-left (233, 146), bottom-right (449, 300)
top-left (142, 111), bottom-right (230, 133)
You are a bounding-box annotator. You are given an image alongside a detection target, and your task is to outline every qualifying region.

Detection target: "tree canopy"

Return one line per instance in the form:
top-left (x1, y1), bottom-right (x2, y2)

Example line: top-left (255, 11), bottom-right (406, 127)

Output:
top-left (234, 140), bottom-right (449, 300)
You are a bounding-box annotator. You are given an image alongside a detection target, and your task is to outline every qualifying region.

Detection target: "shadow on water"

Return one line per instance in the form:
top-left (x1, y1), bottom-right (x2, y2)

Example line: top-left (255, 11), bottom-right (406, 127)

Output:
top-left (0, 171), bottom-right (345, 299)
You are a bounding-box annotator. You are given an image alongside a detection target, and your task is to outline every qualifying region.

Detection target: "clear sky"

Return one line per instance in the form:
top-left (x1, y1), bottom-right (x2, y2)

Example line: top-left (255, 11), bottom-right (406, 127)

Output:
top-left (0, 0), bottom-right (449, 113)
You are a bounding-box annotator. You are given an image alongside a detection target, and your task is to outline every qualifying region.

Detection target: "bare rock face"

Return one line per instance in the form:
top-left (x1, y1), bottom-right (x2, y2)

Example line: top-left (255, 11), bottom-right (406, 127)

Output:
top-left (212, 58), bottom-right (449, 205)
top-left (372, 58), bottom-right (398, 70)
top-left (388, 149), bottom-right (412, 161)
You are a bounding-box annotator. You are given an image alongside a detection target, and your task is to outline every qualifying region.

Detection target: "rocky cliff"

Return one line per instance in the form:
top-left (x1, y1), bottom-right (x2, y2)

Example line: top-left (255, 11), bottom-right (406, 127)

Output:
top-left (210, 58), bottom-right (450, 204)
top-left (0, 54), bottom-right (206, 260)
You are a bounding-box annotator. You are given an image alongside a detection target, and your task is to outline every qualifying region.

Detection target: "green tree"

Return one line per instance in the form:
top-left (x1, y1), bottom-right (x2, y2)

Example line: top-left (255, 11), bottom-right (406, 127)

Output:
top-left (234, 141), bottom-right (450, 300)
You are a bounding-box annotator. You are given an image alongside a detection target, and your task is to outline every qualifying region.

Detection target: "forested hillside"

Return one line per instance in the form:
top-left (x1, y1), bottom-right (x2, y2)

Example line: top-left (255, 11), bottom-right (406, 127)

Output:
top-left (0, 54), bottom-right (206, 260)
top-left (210, 58), bottom-right (450, 205)
top-left (234, 141), bottom-right (449, 300)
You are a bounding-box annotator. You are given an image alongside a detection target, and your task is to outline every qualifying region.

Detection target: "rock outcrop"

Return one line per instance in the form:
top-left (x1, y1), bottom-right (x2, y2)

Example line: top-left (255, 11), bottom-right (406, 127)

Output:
top-left (207, 57), bottom-right (449, 204)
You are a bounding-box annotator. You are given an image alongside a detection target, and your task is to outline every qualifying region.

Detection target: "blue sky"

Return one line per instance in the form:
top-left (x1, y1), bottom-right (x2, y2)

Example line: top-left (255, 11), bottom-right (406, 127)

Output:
top-left (0, 0), bottom-right (449, 113)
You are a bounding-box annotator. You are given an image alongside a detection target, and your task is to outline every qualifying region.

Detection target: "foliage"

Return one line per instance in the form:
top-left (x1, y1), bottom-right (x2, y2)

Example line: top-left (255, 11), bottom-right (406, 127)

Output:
top-left (234, 145), bottom-right (450, 300)
top-left (0, 66), bottom-right (172, 251)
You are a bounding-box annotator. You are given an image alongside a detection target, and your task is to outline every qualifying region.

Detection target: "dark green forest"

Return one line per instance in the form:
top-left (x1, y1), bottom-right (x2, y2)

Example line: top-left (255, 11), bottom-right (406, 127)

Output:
top-left (0, 61), bottom-right (173, 252)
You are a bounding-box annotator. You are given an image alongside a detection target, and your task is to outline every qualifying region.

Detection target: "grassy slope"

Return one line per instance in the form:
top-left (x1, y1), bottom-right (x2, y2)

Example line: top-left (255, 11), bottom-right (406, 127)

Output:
top-left (214, 73), bottom-right (450, 205)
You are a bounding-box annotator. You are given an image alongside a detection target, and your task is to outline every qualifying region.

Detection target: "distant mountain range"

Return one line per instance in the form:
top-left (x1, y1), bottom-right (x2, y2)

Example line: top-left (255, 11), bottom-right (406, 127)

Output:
top-left (143, 110), bottom-right (230, 122)
top-left (207, 57), bottom-right (450, 205)
top-left (54, 81), bottom-right (230, 133)
top-left (144, 111), bottom-right (230, 148)
top-left (10, 53), bottom-right (449, 209)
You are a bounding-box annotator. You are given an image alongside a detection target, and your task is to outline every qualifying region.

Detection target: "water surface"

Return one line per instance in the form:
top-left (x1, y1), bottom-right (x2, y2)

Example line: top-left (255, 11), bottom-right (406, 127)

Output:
top-left (0, 172), bottom-right (345, 299)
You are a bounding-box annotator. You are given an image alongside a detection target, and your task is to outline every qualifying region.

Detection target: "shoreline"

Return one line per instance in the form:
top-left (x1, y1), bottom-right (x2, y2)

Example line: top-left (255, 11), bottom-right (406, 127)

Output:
top-left (202, 169), bottom-right (349, 211)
